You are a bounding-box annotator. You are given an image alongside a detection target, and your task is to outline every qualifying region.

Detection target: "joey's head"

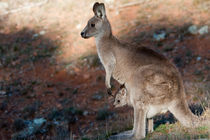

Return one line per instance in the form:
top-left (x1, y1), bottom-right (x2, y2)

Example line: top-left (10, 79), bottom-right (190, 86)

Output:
top-left (81, 2), bottom-right (112, 39)
top-left (114, 88), bottom-right (127, 108)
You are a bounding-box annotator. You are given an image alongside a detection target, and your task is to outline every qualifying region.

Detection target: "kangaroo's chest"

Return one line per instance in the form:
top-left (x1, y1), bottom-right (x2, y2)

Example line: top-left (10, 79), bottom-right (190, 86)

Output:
top-left (96, 42), bottom-right (111, 66)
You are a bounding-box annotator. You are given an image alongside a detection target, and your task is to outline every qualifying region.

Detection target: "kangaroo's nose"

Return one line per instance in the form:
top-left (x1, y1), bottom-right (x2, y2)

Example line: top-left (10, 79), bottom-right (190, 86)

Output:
top-left (81, 32), bottom-right (85, 37)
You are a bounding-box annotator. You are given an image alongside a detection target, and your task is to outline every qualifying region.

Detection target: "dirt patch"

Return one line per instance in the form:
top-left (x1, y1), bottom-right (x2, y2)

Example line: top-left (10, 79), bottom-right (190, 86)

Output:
top-left (0, 0), bottom-right (209, 139)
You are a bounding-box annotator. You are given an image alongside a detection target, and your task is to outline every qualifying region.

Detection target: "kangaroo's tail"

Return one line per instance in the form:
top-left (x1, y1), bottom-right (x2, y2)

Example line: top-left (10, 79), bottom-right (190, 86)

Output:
top-left (169, 69), bottom-right (210, 128)
top-left (169, 93), bottom-right (210, 128)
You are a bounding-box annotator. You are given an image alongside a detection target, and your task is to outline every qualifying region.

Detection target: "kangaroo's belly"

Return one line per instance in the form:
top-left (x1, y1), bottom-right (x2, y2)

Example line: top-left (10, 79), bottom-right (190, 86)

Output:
top-left (146, 105), bottom-right (168, 118)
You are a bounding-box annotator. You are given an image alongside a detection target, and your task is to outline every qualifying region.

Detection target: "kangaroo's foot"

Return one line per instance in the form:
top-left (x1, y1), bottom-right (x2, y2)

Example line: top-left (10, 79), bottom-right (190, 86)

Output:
top-left (109, 131), bottom-right (135, 140)
top-left (147, 119), bottom-right (154, 133)
top-left (118, 130), bottom-right (133, 135)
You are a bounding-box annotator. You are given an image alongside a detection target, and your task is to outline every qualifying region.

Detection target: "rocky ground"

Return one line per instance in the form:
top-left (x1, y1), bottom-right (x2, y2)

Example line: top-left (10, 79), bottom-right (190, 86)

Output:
top-left (0, 0), bottom-right (210, 140)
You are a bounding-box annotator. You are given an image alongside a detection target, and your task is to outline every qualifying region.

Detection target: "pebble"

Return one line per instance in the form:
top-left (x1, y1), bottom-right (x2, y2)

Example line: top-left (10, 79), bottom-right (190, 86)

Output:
top-left (33, 118), bottom-right (46, 125)
top-left (32, 33), bottom-right (39, 38)
top-left (0, 91), bottom-right (6, 95)
top-left (188, 25), bottom-right (208, 35)
top-left (196, 56), bottom-right (202, 61)
top-left (83, 111), bottom-right (89, 116)
top-left (198, 25), bottom-right (208, 35)
top-left (39, 30), bottom-right (46, 35)
top-left (153, 31), bottom-right (166, 41)
top-left (188, 25), bottom-right (197, 35)
top-left (12, 118), bottom-right (46, 139)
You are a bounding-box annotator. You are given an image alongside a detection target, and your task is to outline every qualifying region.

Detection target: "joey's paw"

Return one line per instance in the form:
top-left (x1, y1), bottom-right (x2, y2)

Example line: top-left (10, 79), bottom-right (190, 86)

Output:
top-left (107, 88), bottom-right (112, 95)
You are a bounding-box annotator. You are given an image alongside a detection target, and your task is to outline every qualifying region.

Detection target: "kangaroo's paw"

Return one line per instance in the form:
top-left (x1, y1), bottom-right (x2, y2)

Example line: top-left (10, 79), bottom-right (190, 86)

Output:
top-left (107, 88), bottom-right (112, 95)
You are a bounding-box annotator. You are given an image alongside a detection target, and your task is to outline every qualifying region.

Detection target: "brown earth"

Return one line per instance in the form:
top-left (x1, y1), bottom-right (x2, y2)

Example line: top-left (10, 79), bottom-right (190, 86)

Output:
top-left (0, 0), bottom-right (209, 139)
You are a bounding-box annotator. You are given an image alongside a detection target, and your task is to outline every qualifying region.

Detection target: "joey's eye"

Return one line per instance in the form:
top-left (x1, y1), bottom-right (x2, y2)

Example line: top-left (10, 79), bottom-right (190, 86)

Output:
top-left (91, 23), bottom-right (95, 27)
top-left (117, 100), bottom-right (120, 103)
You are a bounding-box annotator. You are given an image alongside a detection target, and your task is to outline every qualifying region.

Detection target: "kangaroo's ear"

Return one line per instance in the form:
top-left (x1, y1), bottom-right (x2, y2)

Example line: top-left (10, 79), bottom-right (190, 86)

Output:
top-left (93, 2), bottom-right (106, 19)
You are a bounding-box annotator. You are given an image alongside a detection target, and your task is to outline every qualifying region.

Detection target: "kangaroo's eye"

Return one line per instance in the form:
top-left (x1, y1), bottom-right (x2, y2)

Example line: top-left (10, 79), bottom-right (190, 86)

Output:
top-left (91, 23), bottom-right (95, 27)
top-left (117, 100), bottom-right (120, 103)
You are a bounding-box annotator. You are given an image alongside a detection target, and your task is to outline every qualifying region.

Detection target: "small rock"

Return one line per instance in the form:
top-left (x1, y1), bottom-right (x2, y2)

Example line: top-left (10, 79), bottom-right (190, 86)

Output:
top-left (83, 111), bottom-right (89, 116)
top-left (39, 30), bottom-right (46, 35)
top-left (188, 25), bottom-right (198, 35)
top-left (12, 118), bottom-right (46, 140)
top-left (32, 34), bottom-right (39, 38)
top-left (196, 56), bottom-right (202, 61)
top-left (33, 118), bottom-right (46, 126)
top-left (153, 30), bottom-right (166, 41)
top-left (198, 25), bottom-right (208, 35)
top-left (0, 91), bottom-right (6, 96)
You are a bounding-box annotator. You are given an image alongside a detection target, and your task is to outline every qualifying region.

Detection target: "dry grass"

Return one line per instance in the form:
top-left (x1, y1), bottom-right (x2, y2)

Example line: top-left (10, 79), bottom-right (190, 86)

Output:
top-left (145, 122), bottom-right (209, 140)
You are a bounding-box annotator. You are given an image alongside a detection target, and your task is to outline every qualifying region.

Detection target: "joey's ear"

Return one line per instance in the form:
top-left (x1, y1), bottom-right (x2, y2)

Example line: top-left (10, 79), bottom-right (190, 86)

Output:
top-left (93, 2), bottom-right (106, 19)
top-left (121, 88), bottom-right (127, 96)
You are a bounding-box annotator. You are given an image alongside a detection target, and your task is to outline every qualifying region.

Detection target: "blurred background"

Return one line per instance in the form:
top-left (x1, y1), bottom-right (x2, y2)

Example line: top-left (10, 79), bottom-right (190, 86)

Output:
top-left (0, 0), bottom-right (209, 139)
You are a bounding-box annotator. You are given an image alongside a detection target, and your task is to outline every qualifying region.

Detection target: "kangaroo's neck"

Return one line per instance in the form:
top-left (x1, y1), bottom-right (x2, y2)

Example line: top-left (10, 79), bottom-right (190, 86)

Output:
top-left (95, 18), bottom-right (116, 49)
top-left (95, 34), bottom-right (114, 48)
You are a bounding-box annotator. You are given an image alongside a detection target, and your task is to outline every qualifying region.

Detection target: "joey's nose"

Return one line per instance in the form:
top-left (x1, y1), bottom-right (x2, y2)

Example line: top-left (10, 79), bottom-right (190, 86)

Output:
top-left (81, 32), bottom-right (85, 37)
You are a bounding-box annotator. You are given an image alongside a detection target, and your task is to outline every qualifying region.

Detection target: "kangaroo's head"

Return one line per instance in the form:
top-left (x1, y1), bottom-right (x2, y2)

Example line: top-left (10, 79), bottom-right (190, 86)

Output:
top-left (114, 88), bottom-right (127, 108)
top-left (81, 2), bottom-right (111, 39)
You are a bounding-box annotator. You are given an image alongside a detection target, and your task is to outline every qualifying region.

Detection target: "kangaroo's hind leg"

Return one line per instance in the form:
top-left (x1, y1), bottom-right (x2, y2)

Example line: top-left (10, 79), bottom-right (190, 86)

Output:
top-left (134, 107), bottom-right (146, 139)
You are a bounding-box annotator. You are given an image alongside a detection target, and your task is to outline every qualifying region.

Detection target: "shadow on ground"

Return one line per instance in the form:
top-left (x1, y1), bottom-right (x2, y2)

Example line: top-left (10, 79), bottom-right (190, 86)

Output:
top-left (0, 28), bottom-right (58, 68)
top-left (0, 27), bottom-right (74, 140)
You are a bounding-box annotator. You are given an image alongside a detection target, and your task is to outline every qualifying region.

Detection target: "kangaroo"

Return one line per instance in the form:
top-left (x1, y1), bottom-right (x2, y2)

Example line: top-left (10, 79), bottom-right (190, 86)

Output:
top-left (114, 85), bottom-right (130, 108)
top-left (114, 85), bottom-right (154, 134)
top-left (81, 2), bottom-right (209, 139)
